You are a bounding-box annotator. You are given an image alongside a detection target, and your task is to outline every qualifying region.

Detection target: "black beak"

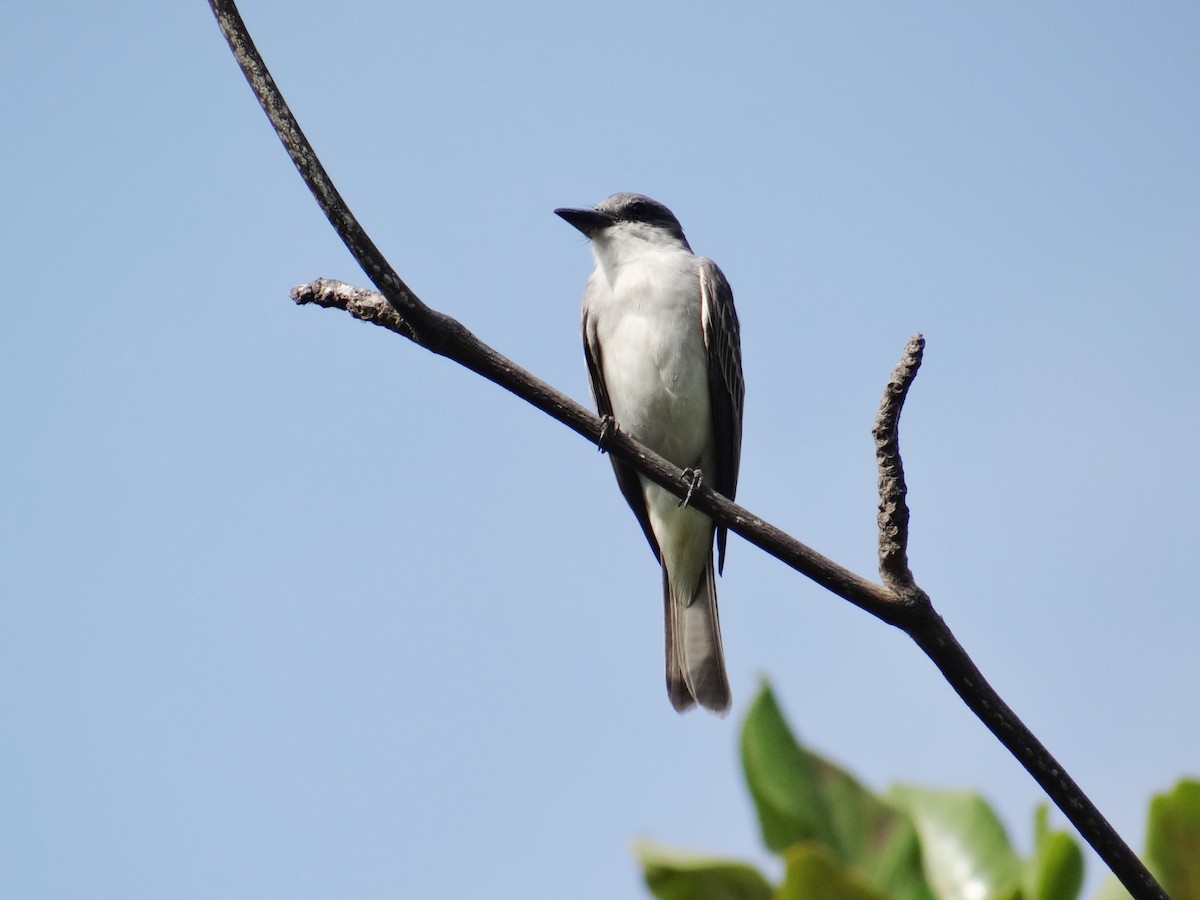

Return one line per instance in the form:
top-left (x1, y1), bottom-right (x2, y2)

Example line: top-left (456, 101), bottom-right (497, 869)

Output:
top-left (554, 206), bottom-right (615, 237)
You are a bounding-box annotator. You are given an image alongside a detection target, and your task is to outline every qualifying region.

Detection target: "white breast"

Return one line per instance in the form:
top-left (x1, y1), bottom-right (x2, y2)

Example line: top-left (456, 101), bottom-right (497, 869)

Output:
top-left (586, 247), bottom-right (713, 470)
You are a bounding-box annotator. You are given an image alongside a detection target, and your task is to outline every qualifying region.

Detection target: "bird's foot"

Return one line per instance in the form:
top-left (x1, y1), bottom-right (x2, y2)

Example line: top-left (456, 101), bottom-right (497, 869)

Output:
top-left (679, 467), bottom-right (703, 508)
top-left (597, 415), bottom-right (617, 453)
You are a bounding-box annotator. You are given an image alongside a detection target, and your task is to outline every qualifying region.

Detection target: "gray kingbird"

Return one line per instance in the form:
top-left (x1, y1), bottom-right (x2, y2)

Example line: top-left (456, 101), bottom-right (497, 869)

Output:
top-left (555, 193), bottom-right (744, 715)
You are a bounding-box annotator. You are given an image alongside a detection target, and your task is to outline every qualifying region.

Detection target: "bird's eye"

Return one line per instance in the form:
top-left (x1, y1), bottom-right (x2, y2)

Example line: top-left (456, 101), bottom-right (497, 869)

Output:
top-left (624, 200), bottom-right (653, 223)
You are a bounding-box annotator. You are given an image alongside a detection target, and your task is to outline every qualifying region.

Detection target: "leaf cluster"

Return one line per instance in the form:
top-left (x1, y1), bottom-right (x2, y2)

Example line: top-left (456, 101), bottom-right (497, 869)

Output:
top-left (638, 683), bottom-right (1200, 900)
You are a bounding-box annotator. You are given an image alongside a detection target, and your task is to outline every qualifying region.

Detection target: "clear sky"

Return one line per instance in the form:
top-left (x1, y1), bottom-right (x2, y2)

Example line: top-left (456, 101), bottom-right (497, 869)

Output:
top-left (2, 2), bottom-right (1197, 897)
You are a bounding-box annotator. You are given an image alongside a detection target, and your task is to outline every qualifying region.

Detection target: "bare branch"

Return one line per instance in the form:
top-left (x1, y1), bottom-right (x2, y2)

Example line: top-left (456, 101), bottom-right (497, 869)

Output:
top-left (210, 4), bottom-right (1166, 897)
top-left (291, 279), bottom-right (415, 340)
top-left (873, 333), bottom-right (927, 598)
top-left (862, 335), bottom-right (1145, 895)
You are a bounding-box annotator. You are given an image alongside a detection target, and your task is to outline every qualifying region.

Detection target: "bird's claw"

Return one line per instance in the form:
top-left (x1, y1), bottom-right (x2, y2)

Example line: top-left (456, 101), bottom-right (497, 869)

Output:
top-left (597, 415), bottom-right (617, 453)
top-left (679, 467), bottom-right (703, 508)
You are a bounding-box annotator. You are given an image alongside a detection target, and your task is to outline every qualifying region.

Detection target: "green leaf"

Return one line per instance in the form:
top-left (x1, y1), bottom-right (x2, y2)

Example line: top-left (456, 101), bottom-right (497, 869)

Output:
top-left (741, 682), bottom-right (832, 852)
top-left (741, 683), bottom-right (936, 900)
top-left (1023, 805), bottom-right (1084, 900)
top-left (776, 843), bottom-right (888, 900)
top-left (890, 785), bottom-right (1023, 900)
top-left (635, 840), bottom-right (774, 900)
top-left (1144, 778), bottom-right (1200, 899)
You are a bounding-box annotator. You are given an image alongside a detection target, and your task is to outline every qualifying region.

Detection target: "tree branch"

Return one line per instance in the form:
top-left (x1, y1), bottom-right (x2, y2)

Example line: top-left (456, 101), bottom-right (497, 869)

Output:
top-left (874, 333), bottom-right (927, 599)
top-left (212, 3), bottom-right (1165, 897)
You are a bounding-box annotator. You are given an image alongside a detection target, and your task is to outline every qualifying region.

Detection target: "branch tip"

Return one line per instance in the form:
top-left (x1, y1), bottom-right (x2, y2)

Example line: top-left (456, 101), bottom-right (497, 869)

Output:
top-left (874, 333), bottom-right (925, 596)
top-left (292, 278), bottom-right (417, 340)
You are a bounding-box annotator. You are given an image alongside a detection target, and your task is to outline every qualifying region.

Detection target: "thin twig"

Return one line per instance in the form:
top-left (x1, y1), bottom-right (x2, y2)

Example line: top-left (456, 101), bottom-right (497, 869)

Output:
top-left (873, 332), bottom-right (928, 599)
top-left (292, 279), bottom-right (415, 340)
top-left (211, 4), bottom-right (1166, 897)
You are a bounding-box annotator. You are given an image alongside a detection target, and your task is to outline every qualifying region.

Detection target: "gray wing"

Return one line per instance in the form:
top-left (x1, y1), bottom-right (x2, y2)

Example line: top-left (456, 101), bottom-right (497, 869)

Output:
top-left (582, 297), bottom-right (662, 563)
top-left (699, 258), bottom-right (745, 574)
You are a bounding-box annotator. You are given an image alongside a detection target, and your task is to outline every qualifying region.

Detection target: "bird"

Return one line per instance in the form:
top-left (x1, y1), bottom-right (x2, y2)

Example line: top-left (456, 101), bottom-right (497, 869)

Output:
top-left (555, 193), bottom-right (744, 715)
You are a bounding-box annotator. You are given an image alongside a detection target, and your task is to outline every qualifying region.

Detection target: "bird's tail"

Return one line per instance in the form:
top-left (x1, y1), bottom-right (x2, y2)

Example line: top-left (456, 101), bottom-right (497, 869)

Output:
top-left (663, 559), bottom-right (731, 716)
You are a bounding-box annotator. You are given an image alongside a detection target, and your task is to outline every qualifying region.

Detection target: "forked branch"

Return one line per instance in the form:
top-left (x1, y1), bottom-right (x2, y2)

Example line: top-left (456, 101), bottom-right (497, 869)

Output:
top-left (211, 3), bottom-right (1165, 896)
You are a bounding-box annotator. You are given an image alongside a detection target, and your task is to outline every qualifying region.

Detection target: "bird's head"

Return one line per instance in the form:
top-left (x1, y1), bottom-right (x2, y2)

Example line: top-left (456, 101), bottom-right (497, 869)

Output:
top-left (555, 193), bottom-right (693, 260)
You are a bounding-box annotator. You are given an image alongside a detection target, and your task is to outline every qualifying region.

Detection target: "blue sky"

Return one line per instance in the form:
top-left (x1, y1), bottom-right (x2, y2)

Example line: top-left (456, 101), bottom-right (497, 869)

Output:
top-left (2, 2), bottom-right (1197, 897)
